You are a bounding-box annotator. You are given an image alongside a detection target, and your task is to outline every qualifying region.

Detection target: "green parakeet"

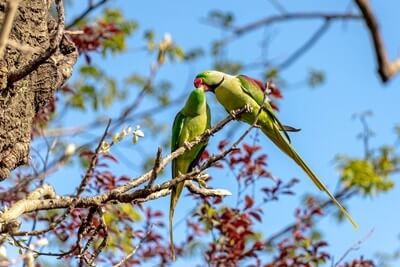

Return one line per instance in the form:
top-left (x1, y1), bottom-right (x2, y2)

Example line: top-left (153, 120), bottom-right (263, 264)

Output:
top-left (170, 88), bottom-right (211, 259)
top-left (194, 70), bottom-right (357, 229)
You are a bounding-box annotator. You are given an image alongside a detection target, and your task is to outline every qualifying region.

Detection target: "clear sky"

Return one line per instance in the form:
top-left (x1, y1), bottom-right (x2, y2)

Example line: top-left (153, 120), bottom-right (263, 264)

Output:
top-left (56, 1), bottom-right (400, 265)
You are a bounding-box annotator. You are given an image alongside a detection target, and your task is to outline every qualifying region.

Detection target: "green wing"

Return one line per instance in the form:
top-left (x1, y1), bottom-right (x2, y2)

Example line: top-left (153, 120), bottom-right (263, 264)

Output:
top-left (171, 111), bottom-right (186, 177)
top-left (237, 75), bottom-right (292, 143)
top-left (187, 104), bottom-right (211, 170)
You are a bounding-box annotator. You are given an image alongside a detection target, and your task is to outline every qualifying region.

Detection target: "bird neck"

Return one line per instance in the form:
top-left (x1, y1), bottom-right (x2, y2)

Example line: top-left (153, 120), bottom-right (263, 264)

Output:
top-left (182, 89), bottom-right (207, 116)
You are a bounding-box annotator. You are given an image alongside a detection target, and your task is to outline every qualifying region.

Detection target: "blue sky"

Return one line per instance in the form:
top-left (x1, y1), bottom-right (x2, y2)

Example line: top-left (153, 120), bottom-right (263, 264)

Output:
top-left (52, 0), bottom-right (400, 265)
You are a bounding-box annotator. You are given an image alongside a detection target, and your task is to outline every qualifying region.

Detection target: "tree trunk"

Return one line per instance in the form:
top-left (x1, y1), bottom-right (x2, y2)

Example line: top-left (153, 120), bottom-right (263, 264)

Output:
top-left (0, 0), bottom-right (77, 181)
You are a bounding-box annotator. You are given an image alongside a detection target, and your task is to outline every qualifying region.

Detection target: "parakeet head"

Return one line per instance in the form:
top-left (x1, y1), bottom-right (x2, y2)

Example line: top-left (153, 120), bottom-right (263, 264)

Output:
top-left (194, 70), bottom-right (226, 92)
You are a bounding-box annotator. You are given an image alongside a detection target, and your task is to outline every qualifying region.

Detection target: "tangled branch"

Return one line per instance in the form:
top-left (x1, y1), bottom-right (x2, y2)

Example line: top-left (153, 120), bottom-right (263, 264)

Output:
top-left (0, 106), bottom-right (250, 235)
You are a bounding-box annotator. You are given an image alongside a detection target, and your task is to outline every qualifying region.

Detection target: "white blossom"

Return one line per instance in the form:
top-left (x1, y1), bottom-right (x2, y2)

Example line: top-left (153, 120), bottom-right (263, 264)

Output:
top-left (64, 143), bottom-right (76, 157)
top-left (99, 141), bottom-right (110, 153)
top-left (132, 125), bottom-right (145, 144)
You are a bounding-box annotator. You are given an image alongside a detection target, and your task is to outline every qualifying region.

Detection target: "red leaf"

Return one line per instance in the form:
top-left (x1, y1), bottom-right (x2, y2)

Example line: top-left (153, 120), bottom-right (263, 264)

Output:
top-left (213, 197), bottom-right (223, 204)
top-left (244, 195), bottom-right (254, 210)
top-left (152, 210), bottom-right (163, 217)
top-left (200, 149), bottom-right (210, 161)
top-left (249, 211), bottom-right (262, 222)
top-left (218, 139), bottom-right (229, 150)
top-left (102, 153), bottom-right (118, 163)
top-left (243, 143), bottom-right (261, 155)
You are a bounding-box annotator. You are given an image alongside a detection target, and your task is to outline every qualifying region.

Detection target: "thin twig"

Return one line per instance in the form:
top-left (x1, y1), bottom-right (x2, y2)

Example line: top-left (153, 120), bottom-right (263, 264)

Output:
top-left (265, 187), bottom-right (357, 246)
top-left (146, 147), bottom-right (163, 189)
top-left (66, 0), bottom-right (109, 29)
top-left (112, 225), bottom-right (153, 267)
top-left (1, 107), bottom-right (249, 235)
top-left (0, 0), bottom-right (21, 58)
top-left (334, 228), bottom-right (374, 266)
top-left (7, 0), bottom-right (65, 85)
top-left (76, 119), bottom-right (111, 196)
top-left (222, 12), bottom-right (361, 44)
top-left (277, 21), bottom-right (330, 70)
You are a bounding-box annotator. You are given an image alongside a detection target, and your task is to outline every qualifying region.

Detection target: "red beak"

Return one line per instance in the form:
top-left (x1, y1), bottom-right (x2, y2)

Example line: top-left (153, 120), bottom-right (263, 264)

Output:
top-left (194, 77), bottom-right (203, 89)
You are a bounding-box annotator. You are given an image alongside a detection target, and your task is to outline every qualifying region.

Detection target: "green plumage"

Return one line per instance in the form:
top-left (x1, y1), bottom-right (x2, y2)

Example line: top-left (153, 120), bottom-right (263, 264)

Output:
top-left (195, 70), bottom-right (358, 229)
top-left (170, 88), bottom-right (211, 260)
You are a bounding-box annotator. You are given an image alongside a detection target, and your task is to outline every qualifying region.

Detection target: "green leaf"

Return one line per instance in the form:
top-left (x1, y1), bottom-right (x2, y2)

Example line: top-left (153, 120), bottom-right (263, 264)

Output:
top-left (184, 48), bottom-right (204, 61)
top-left (144, 30), bottom-right (155, 51)
top-left (308, 69), bottom-right (325, 88)
top-left (208, 10), bottom-right (235, 28)
top-left (338, 158), bottom-right (395, 195)
top-left (80, 65), bottom-right (102, 78)
top-left (70, 94), bottom-right (85, 109)
top-left (120, 203), bottom-right (142, 221)
top-left (214, 61), bottom-right (242, 75)
top-left (266, 68), bottom-right (279, 79)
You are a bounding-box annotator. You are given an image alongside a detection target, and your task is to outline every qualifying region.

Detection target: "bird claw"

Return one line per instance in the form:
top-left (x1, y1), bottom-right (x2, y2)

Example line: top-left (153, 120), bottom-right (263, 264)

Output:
top-left (243, 104), bottom-right (253, 113)
top-left (229, 110), bottom-right (238, 119)
top-left (183, 141), bottom-right (192, 150)
top-left (204, 129), bottom-right (213, 137)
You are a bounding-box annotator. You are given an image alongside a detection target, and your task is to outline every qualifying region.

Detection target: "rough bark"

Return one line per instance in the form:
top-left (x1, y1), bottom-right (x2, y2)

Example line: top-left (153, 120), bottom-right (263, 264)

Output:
top-left (0, 0), bottom-right (78, 181)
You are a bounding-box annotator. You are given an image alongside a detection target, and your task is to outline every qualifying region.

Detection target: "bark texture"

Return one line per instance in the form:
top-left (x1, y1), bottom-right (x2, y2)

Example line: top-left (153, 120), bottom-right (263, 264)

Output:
top-left (0, 0), bottom-right (77, 181)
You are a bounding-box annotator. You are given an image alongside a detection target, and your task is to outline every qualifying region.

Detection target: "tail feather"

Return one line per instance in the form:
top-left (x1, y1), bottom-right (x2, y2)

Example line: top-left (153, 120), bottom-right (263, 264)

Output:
top-left (169, 182), bottom-right (184, 261)
top-left (262, 127), bottom-right (358, 229)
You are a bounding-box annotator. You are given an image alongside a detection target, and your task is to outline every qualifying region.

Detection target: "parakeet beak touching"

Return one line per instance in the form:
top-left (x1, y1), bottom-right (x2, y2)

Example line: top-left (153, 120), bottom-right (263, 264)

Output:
top-left (194, 77), bottom-right (204, 89)
top-left (193, 72), bottom-right (224, 92)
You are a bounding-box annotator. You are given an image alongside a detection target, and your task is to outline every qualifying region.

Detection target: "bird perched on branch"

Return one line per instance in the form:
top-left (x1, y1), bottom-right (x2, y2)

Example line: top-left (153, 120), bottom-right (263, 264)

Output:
top-left (194, 70), bottom-right (357, 229)
top-left (169, 87), bottom-right (211, 260)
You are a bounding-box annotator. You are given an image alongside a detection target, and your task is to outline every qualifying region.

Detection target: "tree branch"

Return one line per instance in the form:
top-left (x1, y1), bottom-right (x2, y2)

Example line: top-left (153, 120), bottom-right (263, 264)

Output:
top-left (265, 187), bottom-right (357, 246)
top-left (354, 0), bottom-right (400, 82)
top-left (224, 12), bottom-right (361, 43)
top-left (7, 0), bottom-right (65, 85)
top-left (0, 0), bottom-right (21, 58)
top-left (0, 184), bottom-right (57, 233)
top-left (66, 0), bottom-right (109, 29)
top-left (0, 106), bottom-right (250, 234)
top-left (186, 181), bottom-right (232, 197)
top-left (277, 21), bottom-right (330, 70)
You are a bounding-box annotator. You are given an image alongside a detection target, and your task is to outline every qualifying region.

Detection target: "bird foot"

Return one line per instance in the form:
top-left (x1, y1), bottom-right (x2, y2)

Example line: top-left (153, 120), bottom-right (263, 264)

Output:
top-left (243, 104), bottom-right (253, 113)
top-left (183, 141), bottom-right (192, 150)
top-left (204, 129), bottom-right (213, 137)
top-left (229, 110), bottom-right (238, 119)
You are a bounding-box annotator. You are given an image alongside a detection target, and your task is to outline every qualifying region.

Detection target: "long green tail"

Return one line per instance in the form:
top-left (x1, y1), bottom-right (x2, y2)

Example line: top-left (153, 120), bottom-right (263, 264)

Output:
top-left (169, 181), bottom-right (184, 261)
top-left (262, 126), bottom-right (358, 229)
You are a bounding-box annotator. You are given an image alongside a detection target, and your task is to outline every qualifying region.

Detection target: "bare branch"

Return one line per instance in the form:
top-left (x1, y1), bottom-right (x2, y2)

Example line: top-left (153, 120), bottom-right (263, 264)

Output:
top-left (277, 21), bottom-right (330, 70)
top-left (265, 187), bottom-right (357, 246)
top-left (76, 119), bottom-right (111, 196)
top-left (0, 107), bottom-right (249, 234)
top-left (186, 181), bottom-right (232, 197)
top-left (0, 184), bottom-right (57, 233)
top-left (7, 0), bottom-right (65, 85)
top-left (223, 12), bottom-right (361, 43)
top-left (66, 0), bottom-right (109, 29)
top-left (0, 0), bottom-right (21, 58)
top-left (354, 0), bottom-right (400, 82)
top-left (112, 225), bottom-right (153, 267)
top-left (146, 147), bottom-right (163, 189)
top-left (334, 228), bottom-right (374, 266)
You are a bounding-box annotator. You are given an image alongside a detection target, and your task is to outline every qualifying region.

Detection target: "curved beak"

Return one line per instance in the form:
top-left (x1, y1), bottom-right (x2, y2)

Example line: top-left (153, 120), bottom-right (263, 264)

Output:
top-left (194, 77), bottom-right (203, 89)
top-left (194, 77), bottom-right (224, 92)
